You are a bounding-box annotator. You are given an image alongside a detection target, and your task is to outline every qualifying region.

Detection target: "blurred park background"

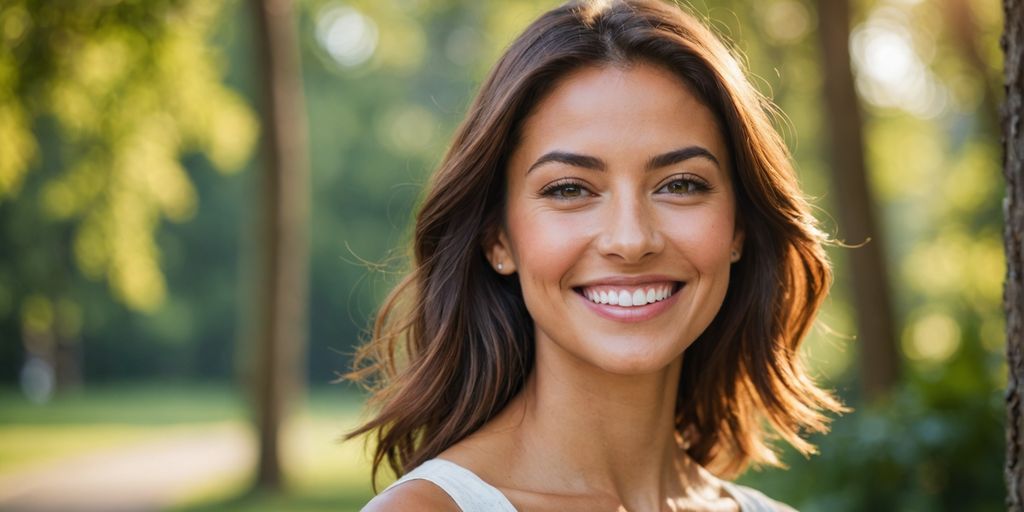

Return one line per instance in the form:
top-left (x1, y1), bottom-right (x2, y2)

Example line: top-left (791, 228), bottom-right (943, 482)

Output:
top-left (0, 0), bottom-right (1007, 510)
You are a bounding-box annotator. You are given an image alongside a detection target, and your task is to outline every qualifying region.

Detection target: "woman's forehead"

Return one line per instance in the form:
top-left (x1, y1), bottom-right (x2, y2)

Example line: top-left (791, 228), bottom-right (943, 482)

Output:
top-left (511, 63), bottom-right (730, 172)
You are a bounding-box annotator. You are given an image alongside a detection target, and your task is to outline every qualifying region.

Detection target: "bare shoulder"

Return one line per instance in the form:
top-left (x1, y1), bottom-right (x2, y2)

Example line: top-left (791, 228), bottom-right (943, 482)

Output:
top-left (362, 479), bottom-right (460, 512)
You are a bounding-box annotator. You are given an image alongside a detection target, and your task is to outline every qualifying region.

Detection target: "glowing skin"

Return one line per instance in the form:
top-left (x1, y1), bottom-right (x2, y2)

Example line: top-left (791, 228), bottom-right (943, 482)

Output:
top-left (490, 63), bottom-right (744, 376)
top-left (419, 63), bottom-right (748, 512)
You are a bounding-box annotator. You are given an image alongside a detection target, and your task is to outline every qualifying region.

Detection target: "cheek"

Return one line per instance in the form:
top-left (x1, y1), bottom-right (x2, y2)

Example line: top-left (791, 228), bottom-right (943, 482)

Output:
top-left (507, 209), bottom-right (591, 290)
top-left (659, 206), bottom-right (737, 268)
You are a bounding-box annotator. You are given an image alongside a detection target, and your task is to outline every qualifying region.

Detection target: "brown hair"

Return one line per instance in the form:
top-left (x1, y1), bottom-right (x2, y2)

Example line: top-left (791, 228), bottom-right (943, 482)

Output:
top-left (346, 0), bottom-right (845, 487)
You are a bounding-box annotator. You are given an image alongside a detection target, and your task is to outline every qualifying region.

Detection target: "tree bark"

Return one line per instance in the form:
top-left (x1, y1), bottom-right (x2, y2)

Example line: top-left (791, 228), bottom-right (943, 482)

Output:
top-left (815, 0), bottom-right (901, 401)
top-left (250, 0), bottom-right (310, 491)
top-left (1004, 0), bottom-right (1024, 507)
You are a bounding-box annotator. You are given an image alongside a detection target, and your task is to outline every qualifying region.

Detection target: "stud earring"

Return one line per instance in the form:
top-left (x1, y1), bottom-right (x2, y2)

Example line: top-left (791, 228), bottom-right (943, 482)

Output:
top-left (497, 262), bottom-right (504, 272)
top-left (730, 250), bottom-right (740, 262)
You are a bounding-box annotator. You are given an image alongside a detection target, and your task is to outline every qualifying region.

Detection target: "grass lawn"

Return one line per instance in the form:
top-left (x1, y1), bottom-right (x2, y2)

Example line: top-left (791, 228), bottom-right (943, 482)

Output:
top-left (0, 383), bottom-right (378, 511)
top-left (171, 390), bottom-right (381, 512)
top-left (0, 383), bottom-right (245, 475)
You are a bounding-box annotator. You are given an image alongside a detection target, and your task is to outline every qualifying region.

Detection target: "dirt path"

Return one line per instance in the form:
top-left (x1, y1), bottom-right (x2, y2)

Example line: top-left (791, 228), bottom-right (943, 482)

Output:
top-left (0, 423), bottom-right (252, 512)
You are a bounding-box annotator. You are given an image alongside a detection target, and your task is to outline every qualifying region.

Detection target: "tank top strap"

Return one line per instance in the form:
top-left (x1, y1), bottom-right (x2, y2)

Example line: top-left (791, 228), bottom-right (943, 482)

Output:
top-left (385, 459), bottom-right (778, 512)
top-left (383, 458), bottom-right (519, 512)
top-left (721, 481), bottom-right (783, 512)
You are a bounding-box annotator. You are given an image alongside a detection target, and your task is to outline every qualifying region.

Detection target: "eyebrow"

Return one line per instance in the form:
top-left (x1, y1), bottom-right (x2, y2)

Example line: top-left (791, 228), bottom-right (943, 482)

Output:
top-left (525, 145), bottom-right (720, 174)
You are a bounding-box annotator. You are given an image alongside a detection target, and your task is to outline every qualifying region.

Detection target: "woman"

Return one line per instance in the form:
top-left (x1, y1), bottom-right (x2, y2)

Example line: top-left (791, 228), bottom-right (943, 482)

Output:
top-left (348, 0), bottom-right (845, 510)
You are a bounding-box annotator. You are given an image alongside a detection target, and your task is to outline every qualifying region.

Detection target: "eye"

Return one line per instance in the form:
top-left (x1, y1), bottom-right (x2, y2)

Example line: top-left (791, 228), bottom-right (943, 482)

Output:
top-left (657, 174), bottom-right (711, 195)
top-left (540, 179), bottom-right (593, 200)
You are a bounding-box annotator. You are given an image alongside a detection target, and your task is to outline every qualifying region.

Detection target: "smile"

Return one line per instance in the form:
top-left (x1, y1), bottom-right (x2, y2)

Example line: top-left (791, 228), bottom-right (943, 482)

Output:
top-left (572, 280), bottom-right (684, 323)
top-left (577, 283), bottom-right (678, 307)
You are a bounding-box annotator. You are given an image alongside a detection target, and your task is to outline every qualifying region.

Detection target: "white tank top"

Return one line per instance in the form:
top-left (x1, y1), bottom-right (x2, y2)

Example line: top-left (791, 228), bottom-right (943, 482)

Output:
top-left (382, 458), bottom-right (781, 512)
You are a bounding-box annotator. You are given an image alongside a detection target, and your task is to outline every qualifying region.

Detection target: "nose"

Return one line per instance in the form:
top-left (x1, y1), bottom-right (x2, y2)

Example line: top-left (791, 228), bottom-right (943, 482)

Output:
top-left (595, 193), bottom-right (664, 263)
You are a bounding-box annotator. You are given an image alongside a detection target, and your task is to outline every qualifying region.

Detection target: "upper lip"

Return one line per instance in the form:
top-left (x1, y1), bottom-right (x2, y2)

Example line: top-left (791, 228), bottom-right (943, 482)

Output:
top-left (574, 275), bottom-right (682, 287)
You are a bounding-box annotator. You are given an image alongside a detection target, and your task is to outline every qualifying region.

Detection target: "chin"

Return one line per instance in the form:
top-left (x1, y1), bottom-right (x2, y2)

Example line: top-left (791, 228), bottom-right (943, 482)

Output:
top-left (577, 335), bottom-right (689, 376)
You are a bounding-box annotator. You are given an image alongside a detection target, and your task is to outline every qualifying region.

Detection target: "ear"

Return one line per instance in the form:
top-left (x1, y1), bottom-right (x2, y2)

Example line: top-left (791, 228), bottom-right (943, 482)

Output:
top-left (484, 224), bottom-right (517, 275)
top-left (730, 224), bottom-right (745, 263)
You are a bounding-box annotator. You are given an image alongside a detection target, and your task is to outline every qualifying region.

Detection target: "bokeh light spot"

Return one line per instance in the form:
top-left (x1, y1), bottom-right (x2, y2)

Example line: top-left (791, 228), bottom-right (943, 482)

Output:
top-left (903, 312), bottom-right (961, 363)
top-left (316, 5), bottom-right (378, 68)
top-left (760, 1), bottom-right (810, 44)
top-left (851, 6), bottom-right (949, 118)
top-left (21, 294), bottom-right (54, 335)
top-left (1, 6), bottom-right (29, 44)
top-left (376, 104), bottom-right (438, 156)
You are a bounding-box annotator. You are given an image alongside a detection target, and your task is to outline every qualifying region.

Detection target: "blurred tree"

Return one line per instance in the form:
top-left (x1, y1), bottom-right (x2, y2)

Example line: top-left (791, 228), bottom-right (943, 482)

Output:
top-left (1004, 0), bottom-right (1023, 506)
top-left (249, 0), bottom-right (310, 492)
top-left (815, 0), bottom-right (900, 401)
top-left (735, 0), bottom-right (1004, 508)
top-left (941, 0), bottom-right (1001, 134)
top-left (0, 0), bottom-right (256, 392)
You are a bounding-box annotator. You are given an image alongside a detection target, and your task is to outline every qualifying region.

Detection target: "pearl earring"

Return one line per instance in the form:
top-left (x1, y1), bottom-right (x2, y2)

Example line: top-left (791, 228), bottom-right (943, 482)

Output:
top-left (497, 262), bottom-right (504, 272)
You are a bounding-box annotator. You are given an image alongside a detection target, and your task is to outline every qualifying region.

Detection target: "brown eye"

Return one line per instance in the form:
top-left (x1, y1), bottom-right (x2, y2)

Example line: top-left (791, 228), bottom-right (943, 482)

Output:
top-left (559, 184), bottom-right (583, 197)
top-left (540, 179), bottom-right (593, 200)
top-left (667, 181), bottom-right (690, 194)
top-left (658, 175), bottom-right (710, 195)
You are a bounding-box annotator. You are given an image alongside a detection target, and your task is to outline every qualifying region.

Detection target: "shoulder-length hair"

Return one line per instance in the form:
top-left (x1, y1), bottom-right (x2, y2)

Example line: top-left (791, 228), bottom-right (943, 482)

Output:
top-left (346, 0), bottom-right (845, 487)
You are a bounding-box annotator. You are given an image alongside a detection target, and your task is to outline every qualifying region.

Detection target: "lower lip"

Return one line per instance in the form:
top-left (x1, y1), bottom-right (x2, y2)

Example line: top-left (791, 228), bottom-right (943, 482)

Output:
top-left (575, 286), bottom-right (682, 323)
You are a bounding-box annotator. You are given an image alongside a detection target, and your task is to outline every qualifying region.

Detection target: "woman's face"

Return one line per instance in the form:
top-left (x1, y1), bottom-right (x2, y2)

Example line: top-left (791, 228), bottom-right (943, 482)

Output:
top-left (489, 63), bottom-right (743, 376)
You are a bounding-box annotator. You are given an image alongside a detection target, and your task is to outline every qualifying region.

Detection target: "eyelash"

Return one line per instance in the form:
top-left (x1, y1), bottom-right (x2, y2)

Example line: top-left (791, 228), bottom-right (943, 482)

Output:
top-left (538, 174), bottom-right (712, 199)
top-left (539, 178), bottom-right (592, 199)
top-left (657, 174), bottom-right (712, 195)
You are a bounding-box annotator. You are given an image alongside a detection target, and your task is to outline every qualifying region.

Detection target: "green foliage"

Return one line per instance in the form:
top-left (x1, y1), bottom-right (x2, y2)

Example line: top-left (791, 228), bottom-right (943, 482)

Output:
top-left (741, 372), bottom-right (1003, 511)
top-left (0, 0), bottom-right (255, 313)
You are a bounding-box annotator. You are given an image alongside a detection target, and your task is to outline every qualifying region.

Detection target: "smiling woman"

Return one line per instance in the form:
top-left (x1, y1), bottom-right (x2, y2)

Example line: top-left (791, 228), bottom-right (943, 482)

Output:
top-left (496, 64), bottom-right (740, 376)
top-left (346, 1), bottom-right (845, 511)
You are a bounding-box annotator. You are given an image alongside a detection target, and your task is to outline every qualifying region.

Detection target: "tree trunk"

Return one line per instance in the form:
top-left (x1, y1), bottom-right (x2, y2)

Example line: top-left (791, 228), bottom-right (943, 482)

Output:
top-left (1003, 0), bottom-right (1024, 507)
top-left (815, 0), bottom-right (900, 401)
top-left (250, 0), bottom-right (310, 491)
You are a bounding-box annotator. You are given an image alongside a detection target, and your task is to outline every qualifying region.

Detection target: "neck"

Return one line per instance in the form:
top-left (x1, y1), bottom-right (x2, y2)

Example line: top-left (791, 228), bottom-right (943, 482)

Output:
top-left (482, 338), bottom-right (716, 510)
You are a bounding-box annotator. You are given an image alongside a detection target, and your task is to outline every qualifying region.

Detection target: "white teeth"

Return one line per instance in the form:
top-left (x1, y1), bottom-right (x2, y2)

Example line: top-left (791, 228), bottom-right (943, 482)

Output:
top-left (581, 284), bottom-right (678, 307)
